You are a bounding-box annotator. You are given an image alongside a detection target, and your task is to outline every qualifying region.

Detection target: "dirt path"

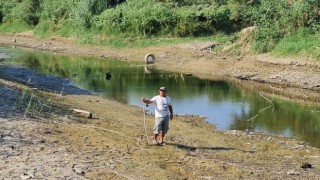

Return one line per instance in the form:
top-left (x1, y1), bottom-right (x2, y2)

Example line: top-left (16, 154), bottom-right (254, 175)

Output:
top-left (1, 32), bottom-right (320, 179)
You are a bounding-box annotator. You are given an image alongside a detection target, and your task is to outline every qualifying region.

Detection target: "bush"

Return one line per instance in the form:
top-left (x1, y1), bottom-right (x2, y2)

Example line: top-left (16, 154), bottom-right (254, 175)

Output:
top-left (0, 2), bottom-right (3, 23)
top-left (69, 0), bottom-right (125, 30)
top-left (1, 0), bottom-right (40, 26)
top-left (246, 0), bottom-right (319, 53)
top-left (93, 8), bottom-right (127, 33)
top-left (94, 1), bottom-right (177, 36)
top-left (174, 5), bottom-right (216, 37)
top-left (135, 3), bottom-right (176, 36)
top-left (39, 0), bottom-right (71, 24)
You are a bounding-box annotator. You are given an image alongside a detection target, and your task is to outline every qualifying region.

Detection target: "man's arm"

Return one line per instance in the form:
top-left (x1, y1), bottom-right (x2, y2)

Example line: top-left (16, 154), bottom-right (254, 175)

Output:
top-left (169, 105), bottom-right (173, 120)
top-left (141, 97), bottom-right (153, 104)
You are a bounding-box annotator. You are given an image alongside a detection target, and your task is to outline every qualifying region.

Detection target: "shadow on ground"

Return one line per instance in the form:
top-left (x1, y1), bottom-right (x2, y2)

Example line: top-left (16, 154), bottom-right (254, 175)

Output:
top-left (167, 142), bottom-right (255, 154)
top-left (0, 66), bottom-right (90, 95)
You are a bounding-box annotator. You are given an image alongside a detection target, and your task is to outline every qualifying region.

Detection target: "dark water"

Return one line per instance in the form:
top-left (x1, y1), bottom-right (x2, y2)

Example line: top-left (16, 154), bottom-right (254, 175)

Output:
top-left (1, 47), bottom-right (320, 147)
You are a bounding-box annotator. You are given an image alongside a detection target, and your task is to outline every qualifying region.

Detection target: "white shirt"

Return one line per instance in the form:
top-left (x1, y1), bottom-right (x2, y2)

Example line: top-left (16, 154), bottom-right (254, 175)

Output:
top-left (150, 95), bottom-right (171, 117)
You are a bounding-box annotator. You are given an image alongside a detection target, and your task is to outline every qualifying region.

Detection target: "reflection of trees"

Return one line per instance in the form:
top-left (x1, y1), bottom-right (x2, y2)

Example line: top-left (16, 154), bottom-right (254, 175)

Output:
top-left (256, 103), bottom-right (320, 147)
top-left (15, 51), bottom-right (245, 104)
top-left (231, 94), bottom-right (320, 147)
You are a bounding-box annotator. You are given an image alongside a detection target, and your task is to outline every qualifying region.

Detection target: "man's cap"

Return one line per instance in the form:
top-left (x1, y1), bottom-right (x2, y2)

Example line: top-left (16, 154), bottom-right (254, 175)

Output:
top-left (159, 87), bottom-right (167, 91)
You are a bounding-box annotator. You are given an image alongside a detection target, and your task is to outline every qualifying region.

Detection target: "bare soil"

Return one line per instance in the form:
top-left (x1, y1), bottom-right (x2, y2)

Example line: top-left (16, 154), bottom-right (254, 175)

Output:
top-left (0, 32), bottom-right (320, 179)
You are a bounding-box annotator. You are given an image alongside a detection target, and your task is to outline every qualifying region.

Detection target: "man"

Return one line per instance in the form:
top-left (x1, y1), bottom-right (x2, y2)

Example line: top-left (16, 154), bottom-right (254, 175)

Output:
top-left (141, 87), bottom-right (173, 146)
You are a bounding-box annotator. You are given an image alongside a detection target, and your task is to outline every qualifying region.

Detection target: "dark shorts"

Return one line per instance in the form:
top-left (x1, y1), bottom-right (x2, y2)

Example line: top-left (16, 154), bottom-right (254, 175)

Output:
top-left (153, 115), bottom-right (169, 134)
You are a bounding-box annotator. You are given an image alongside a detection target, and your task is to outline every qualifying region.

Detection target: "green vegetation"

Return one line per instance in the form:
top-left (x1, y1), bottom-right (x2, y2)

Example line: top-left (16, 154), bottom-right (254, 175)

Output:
top-left (272, 28), bottom-right (320, 60)
top-left (12, 82), bottom-right (54, 118)
top-left (0, 0), bottom-right (319, 59)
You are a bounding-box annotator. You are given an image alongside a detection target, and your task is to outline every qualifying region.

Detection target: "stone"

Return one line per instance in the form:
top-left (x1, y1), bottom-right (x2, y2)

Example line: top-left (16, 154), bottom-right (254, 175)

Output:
top-left (287, 170), bottom-right (300, 175)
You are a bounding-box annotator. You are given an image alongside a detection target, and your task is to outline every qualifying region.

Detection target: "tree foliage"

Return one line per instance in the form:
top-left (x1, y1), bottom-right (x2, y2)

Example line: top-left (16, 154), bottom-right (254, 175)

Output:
top-left (1, 0), bottom-right (40, 26)
top-left (0, 0), bottom-right (318, 53)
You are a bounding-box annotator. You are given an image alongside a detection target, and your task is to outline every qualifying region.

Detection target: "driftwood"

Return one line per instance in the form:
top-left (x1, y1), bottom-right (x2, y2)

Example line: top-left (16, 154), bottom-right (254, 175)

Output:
top-left (199, 43), bottom-right (222, 51)
top-left (72, 109), bottom-right (93, 118)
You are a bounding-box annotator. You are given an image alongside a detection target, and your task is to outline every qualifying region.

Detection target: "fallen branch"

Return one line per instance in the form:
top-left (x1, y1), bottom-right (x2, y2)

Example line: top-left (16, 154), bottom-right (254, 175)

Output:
top-left (247, 92), bottom-right (274, 122)
top-left (258, 91), bottom-right (274, 111)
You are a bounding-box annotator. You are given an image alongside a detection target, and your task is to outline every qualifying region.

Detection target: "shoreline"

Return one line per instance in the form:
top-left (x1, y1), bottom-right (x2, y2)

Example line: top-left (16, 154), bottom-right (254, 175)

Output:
top-left (1, 32), bottom-right (320, 104)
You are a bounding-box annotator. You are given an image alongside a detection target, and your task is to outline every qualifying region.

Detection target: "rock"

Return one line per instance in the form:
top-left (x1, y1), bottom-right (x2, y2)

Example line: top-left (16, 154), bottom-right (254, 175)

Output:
top-left (73, 167), bottom-right (85, 175)
top-left (188, 150), bottom-right (197, 156)
top-left (287, 170), bottom-right (300, 175)
top-left (43, 128), bottom-right (51, 134)
top-left (20, 173), bottom-right (32, 179)
top-left (293, 144), bottom-right (305, 149)
top-left (199, 43), bottom-right (222, 51)
top-left (106, 72), bottom-right (112, 80)
top-left (301, 162), bottom-right (312, 169)
top-left (199, 176), bottom-right (215, 179)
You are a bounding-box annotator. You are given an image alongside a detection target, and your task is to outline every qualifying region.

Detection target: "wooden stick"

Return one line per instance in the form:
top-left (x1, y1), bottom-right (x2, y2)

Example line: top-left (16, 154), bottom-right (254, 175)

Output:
top-left (143, 105), bottom-right (150, 145)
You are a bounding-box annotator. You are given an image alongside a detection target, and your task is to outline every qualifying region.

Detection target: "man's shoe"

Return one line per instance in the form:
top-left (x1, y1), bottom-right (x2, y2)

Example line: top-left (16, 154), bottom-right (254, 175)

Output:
top-left (153, 140), bottom-right (159, 145)
top-left (159, 142), bottom-right (166, 146)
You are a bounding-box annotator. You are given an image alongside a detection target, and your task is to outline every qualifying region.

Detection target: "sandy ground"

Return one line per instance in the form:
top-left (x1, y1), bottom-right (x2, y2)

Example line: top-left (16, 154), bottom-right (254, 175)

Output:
top-left (1, 32), bottom-right (320, 179)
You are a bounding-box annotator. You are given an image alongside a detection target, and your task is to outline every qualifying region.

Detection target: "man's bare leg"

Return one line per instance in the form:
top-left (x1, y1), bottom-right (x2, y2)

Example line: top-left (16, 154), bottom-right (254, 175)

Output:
top-left (159, 132), bottom-right (165, 143)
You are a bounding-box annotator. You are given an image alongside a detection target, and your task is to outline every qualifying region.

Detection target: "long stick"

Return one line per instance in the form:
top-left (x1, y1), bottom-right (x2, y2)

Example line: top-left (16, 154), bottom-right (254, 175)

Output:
top-left (143, 105), bottom-right (150, 145)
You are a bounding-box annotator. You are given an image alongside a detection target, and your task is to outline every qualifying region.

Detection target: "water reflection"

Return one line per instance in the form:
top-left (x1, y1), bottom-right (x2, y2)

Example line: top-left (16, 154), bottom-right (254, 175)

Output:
top-left (1, 47), bottom-right (320, 147)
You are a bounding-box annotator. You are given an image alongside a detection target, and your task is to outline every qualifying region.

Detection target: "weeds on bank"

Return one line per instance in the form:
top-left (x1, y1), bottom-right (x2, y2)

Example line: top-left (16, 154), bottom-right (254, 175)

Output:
top-left (12, 79), bottom-right (53, 118)
top-left (23, 93), bottom-right (53, 118)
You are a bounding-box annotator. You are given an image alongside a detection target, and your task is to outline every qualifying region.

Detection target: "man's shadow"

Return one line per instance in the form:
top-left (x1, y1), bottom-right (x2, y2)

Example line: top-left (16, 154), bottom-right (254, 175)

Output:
top-left (166, 142), bottom-right (255, 154)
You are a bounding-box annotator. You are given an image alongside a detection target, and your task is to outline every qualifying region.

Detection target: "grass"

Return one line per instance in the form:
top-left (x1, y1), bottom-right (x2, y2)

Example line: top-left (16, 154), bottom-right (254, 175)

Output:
top-left (0, 21), bottom-right (30, 33)
top-left (11, 80), bottom-right (53, 118)
top-left (272, 29), bottom-right (320, 61)
top-left (75, 31), bottom-right (231, 49)
top-left (33, 20), bottom-right (77, 38)
top-left (1, 20), bottom-right (318, 60)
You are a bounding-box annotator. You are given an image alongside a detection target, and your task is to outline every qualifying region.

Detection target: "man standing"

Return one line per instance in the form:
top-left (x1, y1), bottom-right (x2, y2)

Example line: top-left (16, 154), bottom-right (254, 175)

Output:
top-left (141, 87), bottom-right (173, 145)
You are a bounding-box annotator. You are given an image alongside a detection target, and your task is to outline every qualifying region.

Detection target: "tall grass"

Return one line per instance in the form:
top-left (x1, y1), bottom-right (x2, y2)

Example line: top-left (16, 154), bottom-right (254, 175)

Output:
top-left (75, 31), bottom-right (230, 48)
top-left (0, 21), bottom-right (30, 33)
top-left (11, 79), bottom-right (54, 118)
top-left (272, 29), bottom-right (320, 61)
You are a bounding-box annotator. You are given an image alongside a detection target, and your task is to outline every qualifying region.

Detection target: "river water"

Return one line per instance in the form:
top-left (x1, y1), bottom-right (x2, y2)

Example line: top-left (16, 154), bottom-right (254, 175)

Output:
top-left (1, 47), bottom-right (320, 147)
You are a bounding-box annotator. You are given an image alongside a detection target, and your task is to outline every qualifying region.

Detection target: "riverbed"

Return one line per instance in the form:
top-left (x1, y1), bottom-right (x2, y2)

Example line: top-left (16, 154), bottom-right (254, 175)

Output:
top-left (1, 46), bottom-right (320, 147)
